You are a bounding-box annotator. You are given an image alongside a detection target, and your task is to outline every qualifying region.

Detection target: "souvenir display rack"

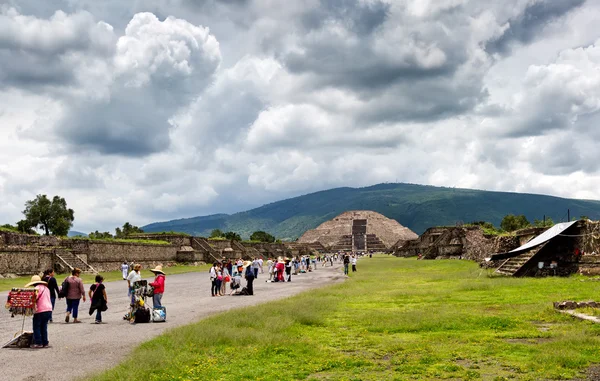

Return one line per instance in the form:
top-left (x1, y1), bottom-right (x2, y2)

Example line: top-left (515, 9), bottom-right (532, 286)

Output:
top-left (3, 288), bottom-right (36, 349)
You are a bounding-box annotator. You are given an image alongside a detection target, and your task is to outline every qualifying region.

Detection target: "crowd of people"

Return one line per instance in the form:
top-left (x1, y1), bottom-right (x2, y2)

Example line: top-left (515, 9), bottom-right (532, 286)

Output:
top-left (20, 251), bottom-right (363, 349)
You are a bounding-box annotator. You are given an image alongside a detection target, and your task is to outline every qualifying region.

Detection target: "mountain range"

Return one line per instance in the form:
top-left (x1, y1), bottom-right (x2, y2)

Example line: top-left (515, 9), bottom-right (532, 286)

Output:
top-left (141, 183), bottom-right (600, 240)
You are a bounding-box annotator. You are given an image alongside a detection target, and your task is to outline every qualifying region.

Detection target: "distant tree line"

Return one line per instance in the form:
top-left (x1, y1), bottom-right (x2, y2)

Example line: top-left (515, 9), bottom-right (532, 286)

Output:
top-left (89, 222), bottom-right (144, 239)
top-left (209, 229), bottom-right (277, 242)
top-left (470, 213), bottom-right (590, 234)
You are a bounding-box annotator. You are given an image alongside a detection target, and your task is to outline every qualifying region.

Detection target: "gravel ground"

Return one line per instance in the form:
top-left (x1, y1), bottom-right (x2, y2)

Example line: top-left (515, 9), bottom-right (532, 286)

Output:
top-left (0, 263), bottom-right (346, 381)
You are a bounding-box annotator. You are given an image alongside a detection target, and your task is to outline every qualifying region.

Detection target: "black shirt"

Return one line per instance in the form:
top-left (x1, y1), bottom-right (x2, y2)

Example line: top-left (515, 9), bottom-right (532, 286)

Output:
top-left (43, 275), bottom-right (60, 299)
top-left (90, 283), bottom-right (106, 303)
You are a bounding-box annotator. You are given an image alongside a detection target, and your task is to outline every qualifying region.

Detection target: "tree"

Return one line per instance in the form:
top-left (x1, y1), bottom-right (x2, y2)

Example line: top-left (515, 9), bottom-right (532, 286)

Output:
top-left (22, 194), bottom-right (74, 236)
top-left (250, 230), bottom-right (276, 243)
top-left (115, 222), bottom-right (144, 238)
top-left (16, 220), bottom-right (36, 234)
top-left (223, 231), bottom-right (242, 241)
top-left (533, 217), bottom-right (554, 228)
top-left (210, 229), bottom-right (224, 238)
top-left (500, 214), bottom-right (530, 232)
top-left (89, 231), bottom-right (113, 239)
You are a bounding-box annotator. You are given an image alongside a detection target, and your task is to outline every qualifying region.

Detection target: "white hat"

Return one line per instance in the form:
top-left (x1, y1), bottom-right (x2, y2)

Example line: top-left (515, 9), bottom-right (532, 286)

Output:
top-left (25, 275), bottom-right (48, 287)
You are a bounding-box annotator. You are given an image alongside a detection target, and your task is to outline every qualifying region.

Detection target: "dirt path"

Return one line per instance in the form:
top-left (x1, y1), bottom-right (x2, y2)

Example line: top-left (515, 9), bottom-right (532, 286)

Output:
top-left (0, 263), bottom-right (346, 381)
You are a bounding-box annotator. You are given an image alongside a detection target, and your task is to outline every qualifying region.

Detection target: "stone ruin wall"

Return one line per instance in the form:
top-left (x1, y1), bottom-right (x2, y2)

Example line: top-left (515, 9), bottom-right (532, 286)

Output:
top-left (0, 248), bottom-right (54, 276)
top-left (85, 241), bottom-right (178, 272)
top-left (0, 230), bottom-right (335, 276)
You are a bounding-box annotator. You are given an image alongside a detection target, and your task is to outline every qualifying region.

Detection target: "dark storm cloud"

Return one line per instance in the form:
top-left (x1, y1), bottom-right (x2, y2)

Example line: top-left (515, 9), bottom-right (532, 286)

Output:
top-left (58, 97), bottom-right (173, 157)
top-left (0, 50), bottom-right (75, 88)
top-left (301, 0), bottom-right (390, 35)
top-left (486, 0), bottom-right (586, 54)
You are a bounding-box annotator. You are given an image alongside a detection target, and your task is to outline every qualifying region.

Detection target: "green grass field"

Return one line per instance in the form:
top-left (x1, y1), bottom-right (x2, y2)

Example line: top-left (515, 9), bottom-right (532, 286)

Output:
top-left (0, 264), bottom-right (209, 292)
top-left (87, 256), bottom-right (600, 381)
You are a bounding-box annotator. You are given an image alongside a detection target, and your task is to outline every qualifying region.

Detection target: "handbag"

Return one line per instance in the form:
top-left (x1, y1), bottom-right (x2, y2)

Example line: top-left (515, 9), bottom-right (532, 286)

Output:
top-left (224, 275), bottom-right (231, 282)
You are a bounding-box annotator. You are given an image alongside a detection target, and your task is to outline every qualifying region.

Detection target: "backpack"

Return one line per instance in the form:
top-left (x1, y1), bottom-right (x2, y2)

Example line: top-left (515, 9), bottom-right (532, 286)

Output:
top-left (134, 307), bottom-right (151, 323)
top-left (58, 277), bottom-right (70, 298)
top-left (152, 306), bottom-right (167, 323)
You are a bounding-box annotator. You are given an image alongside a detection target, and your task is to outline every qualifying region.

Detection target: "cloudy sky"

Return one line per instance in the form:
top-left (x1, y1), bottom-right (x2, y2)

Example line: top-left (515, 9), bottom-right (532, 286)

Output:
top-left (1, 0), bottom-right (599, 233)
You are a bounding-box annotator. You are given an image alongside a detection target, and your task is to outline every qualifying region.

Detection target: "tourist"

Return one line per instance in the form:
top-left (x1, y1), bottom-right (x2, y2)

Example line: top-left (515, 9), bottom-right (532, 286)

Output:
top-left (216, 264), bottom-right (223, 296)
top-left (351, 255), bottom-right (357, 272)
top-left (230, 266), bottom-right (242, 295)
top-left (221, 264), bottom-right (230, 295)
top-left (210, 262), bottom-right (219, 297)
top-left (343, 255), bottom-right (350, 275)
top-left (267, 258), bottom-right (274, 281)
top-left (226, 259), bottom-right (233, 278)
top-left (252, 257), bottom-right (260, 278)
top-left (121, 261), bottom-right (129, 280)
top-left (244, 261), bottom-right (255, 295)
top-left (284, 258), bottom-right (291, 282)
top-left (42, 268), bottom-right (60, 323)
top-left (259, 257), bottom-right (264, 274)
top-left (149, 265), bottom-right (166, 308)
top-left (276, 257), bottom-right (285, 282)
top-left (127, 264), bottom-right (142, 301)
top-left (26, 275), bottom-right (52, 348)
top-left (312, 256), bottom-right (317, 270)
top-left (88, 275), bottom-right (108, 324)
top-left (64, 268), bottom-right (86, 323)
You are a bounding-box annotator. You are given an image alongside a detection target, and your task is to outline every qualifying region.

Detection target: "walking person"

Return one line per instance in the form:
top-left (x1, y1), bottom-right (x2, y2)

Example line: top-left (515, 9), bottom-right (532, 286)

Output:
top-left (259, 257), bottom-right (264, 274)
top-left (343, 255), bottom-right (350, 275)
top-left (26, 275), bottom-right (52, 348)
top-left (149, 265), bottom-right (165, 308)
top-left (121, 261), bottom-right (129, 280)
top-left (64, 268), bottom-right (86, 323)
top-left (352, 255), bottom-right (357, 272)
top-left (42, 268), bottom-right (60, 323)
top-left (88, 275), bottom-right (108, 324)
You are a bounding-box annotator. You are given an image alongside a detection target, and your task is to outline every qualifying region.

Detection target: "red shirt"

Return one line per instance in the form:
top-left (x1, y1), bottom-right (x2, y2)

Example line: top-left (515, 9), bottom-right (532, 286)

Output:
top-left (150, 274), bottom-right (165, 294)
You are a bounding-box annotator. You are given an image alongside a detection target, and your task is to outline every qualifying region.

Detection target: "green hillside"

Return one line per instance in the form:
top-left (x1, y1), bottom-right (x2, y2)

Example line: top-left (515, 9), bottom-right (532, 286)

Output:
top-left (141, 183), bottom-right (600, 240)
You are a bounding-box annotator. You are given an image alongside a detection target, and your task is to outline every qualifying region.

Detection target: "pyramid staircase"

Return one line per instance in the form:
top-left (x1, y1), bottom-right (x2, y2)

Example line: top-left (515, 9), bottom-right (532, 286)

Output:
top-left (55, 251), bottom-right (98, 274)
top-left (192, 237), bottom-right (221, 263)
top-left (495, 243), bottom-right (547, 276)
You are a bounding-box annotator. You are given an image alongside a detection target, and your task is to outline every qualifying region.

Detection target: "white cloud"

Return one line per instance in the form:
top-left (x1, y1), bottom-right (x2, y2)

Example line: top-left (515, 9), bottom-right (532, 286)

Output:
top-left (1, 0), bottom-right (600, 233)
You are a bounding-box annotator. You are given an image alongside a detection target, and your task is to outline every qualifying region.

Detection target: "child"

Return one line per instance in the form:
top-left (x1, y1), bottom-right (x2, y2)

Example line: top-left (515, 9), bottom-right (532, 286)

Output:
top-left (89, 275), bottom-right (108, 324)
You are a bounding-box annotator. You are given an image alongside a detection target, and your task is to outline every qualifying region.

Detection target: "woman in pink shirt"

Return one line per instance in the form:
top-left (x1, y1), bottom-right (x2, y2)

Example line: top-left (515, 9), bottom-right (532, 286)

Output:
top-left (25, 275), bottom-right (53, 348)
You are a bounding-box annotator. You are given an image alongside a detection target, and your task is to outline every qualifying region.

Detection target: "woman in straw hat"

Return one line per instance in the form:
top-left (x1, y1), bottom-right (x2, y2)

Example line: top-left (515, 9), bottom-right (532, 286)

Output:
top-left (26, 275), bottom-right (52, 348)
top-left (149, 265), bottom-right (166, 308)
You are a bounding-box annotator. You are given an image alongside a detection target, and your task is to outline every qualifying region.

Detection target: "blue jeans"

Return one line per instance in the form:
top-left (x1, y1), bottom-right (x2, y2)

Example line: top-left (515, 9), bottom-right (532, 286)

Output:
top-left (50, 297), bottom-right (56, 321)
top-left (96, 309), bottom-right (102, 322)
top-left (66, 298), bottom-right (80, 318)
top-left (153, 293), bottom-right (163, 308)
top-left (211, 280), bottom-right (219, 296)
top-left (32, 311), bottom-right (51, 346)
top-left (344, 263), bottom-right (349, 275)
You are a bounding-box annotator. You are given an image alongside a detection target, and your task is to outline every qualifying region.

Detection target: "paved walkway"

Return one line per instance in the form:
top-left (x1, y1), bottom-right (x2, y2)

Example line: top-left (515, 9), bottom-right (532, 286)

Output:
top-left (0, 263), bottom-right (346, 381)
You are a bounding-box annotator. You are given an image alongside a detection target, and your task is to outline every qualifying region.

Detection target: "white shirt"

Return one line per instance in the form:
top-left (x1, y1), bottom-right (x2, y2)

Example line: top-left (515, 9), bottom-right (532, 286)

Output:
top-left (127, 270), bottom-right (142, 284)
top-left (352, 257), bottom-right (357, 265)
